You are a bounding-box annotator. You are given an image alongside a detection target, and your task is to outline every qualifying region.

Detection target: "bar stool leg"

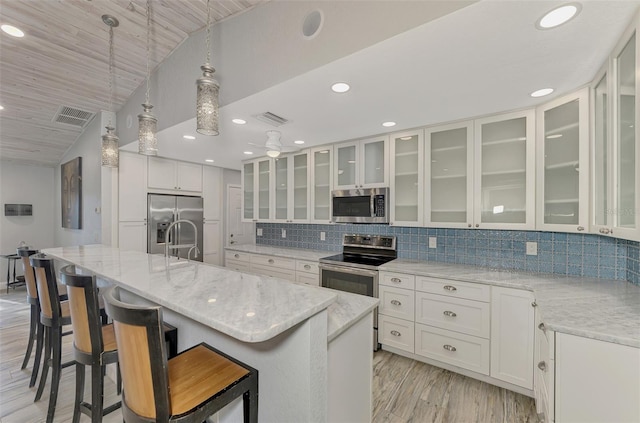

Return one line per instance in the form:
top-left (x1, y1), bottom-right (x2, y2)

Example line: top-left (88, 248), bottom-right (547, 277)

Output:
top-left (30, 320), bottom-right (44, 388)
top-left (35, 326), bottom-right (51, 402)
top-left (21, 304), bottom-right (38, 369)
top-left (72, 362), bottom-right (85, 423)
top-left (243, 378), bottom-right (259, 423)
top-left (91, 364), bottom-right (105, 422)
top-left (45, 326), bottom-right (63, 423)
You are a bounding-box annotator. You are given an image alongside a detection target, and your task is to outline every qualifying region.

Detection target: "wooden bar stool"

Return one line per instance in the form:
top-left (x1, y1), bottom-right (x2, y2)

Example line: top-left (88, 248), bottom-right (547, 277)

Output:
top-left (60, 265), bottom-right (122, 423)
top-left (16, 247), bottom-right (44, 388)
top-left (30, 253), bottom-right (75, 423)
top-left (103, 286), bottom-right (259, 423)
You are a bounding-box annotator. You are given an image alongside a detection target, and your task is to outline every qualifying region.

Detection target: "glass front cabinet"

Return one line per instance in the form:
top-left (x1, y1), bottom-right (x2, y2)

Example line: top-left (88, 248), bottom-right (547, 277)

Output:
top-left (272, 151), bottom-right (310, 223)
top-left (242, 157), bottom-right (273, 222)
top-left (310, 146), bottom-right (333, 223)
top-left (425, 121), bottom-right (474, 228)
top-left (536, 88), bottom-right (589, 233)
top-left (389, 130), bottom-right (424, 226)
top-left (333, 136), bottom-right (389, 190)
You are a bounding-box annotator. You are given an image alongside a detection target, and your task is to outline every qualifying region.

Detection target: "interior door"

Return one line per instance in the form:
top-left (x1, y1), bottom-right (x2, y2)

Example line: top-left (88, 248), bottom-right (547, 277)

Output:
top-left (227, 185), bottom-right (255, 246)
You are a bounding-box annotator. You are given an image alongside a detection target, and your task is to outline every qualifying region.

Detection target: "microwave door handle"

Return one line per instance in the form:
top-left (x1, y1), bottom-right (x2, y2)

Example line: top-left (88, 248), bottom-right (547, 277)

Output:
top-left (371, 194), bottom-right (376, 217)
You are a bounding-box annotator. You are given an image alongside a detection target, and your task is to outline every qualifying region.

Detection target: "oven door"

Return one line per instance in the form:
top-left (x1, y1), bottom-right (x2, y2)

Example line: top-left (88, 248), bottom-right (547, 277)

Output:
top-left (320, 263), bottom-right (379, 350)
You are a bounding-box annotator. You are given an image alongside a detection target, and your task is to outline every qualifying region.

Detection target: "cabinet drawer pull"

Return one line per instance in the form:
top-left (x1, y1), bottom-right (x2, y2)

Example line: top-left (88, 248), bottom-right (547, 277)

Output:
top-left (234, 254), bottom-right (239, 259)
top-left (443, 285), bottom-right (457, 292)
top-left (443, 310), bottom-right (457, 317)
top-left (304, 264), bottom-right (311, 270)
top-left (443, 344), bottom-right (457, 352)
top-left (538, 323), bottom-right (545, 331)
top-left (390, 300), bottom-right (402, 306)
top-left (538, 361), bottom-right (546, 371)
top-left (531, 301), bottom-right (537, 307)
top-left (390, 277), bottom-right (402, 283)
top-left (577, 226), bottom-right (585, 231)
top-left (268, 259), bottom-right (274, 264)
top-left (390, 330), bottom-right (401, 337)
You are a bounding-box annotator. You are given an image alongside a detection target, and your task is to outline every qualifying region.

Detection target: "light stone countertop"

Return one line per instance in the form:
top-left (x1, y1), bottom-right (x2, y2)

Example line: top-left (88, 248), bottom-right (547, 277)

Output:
top-left (380, 259), bottom-right (640, 348)
top-left (43, 245), bottom-right (338, 343)
top-left (225, 244), bottom-right (333, 261)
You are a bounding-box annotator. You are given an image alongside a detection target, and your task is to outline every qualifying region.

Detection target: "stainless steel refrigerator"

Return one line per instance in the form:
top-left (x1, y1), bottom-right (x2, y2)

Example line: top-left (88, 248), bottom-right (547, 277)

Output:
top-left (147, 194), bottom-right (203, 262)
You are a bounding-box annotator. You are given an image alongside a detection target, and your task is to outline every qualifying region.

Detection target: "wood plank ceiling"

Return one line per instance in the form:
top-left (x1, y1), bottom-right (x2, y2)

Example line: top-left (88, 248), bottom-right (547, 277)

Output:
top-left (0, 0), bottom-right (264, 167)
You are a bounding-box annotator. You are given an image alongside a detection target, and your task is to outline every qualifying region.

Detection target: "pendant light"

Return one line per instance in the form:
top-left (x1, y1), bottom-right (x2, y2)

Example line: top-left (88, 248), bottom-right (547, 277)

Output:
top-left (138, 0), bottom-right (158, 155)
top-left (101, 15), bottom-right (119, 168)
top-left (196, 0), bottom-right (220, 136)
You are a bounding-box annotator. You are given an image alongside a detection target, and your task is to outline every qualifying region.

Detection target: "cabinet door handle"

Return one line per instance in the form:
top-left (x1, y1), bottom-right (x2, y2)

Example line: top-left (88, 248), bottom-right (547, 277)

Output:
top-left (475, 224), bottom-right (479, 228)
top-left (304, 264), bottom-right (311, 270)
top-left (599, 228), bottom-right (610, 234)
top-left (390, 300), bottom-right (402, 306)
top-left (443, 310), bottom-right (457, 317)
top-left (577, 226), bottom-right (585, 231)
top-left (443, 344), bottom-right (457, 352)
top-left (538, 361), bottom-right (546, 371)
top-left (390, 330), bottom-right (401, 337)
top-left (538, 322), bottom-right (545, 331)
top-left (443, 285), bottom-right (457, 292)
top-left (531, 301), bottom-right (537, 307)
top-left (390, 277), bottom-right (402, 283)
top-left (268, 259), bottom-right (274, 264)
top-left (468, 223), bottom-right (472, 228)
top-left (234, 254), bottom-right (239, 259)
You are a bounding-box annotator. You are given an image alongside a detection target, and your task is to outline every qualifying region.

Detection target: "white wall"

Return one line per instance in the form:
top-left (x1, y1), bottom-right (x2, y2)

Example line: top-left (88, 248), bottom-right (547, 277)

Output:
top-left (0, 161), bottom-right (56, 279)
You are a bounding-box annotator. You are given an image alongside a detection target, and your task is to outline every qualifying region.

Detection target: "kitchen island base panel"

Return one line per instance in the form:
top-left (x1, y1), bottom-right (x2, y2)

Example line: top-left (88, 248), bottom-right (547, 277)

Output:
top-left (119, 289), bottom-right (328, 423)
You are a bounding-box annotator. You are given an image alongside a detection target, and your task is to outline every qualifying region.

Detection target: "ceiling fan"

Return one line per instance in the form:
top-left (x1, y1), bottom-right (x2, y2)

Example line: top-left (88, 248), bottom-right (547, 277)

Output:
top-left (248, 130), bottom-right (299, 158)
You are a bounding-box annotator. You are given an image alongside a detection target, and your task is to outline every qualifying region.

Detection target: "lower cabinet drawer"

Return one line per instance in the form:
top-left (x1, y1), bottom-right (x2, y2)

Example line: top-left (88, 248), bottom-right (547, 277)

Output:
top-left (296, 260), bottom-right (319, 275)
top-left (251, 254), bottom-right (296, 270)
top-left (379, 315), bottom-right (414, 353)
top-left (296, 272), bottom-right (320, 286)
top-left (225, 250), bottom-right (252, 264)
top-left (251, 264), bottom-right (296, 281)
top-left (379, 285), bottom-right (415, 321)
top-left (225, 259), bottom-right (251, 272)
top-left (415, 292), bottom-right (490, 338)
top-left (415, 323), bottom-right (490, 375)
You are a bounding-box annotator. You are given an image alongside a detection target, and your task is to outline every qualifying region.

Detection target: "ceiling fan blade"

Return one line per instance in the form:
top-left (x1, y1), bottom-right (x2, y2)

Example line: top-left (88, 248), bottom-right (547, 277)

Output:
top-left (247, 142), bottom-right (267, 149)
top-left (280, 146), bottom-right (300, 153)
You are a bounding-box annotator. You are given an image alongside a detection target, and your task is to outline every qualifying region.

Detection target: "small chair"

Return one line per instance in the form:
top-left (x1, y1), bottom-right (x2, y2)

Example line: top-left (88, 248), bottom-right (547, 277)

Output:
top-left (17, 247), bottom-right (44, 388)
top-left (60, 265), bottom-right (122, 423)
top-left (30, 253), bottom-right (75, 423)
top-left (103, 286), bottom-right (259, 423)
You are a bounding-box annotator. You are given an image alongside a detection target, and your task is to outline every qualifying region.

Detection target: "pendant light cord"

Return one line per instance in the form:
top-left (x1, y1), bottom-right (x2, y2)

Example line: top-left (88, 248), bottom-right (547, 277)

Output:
top-left (108, 24), bottom-right (114, 126)
top-left (205, 0), bottom-right (211, 65)
top-left (145, 0), bottom-right (151, 105)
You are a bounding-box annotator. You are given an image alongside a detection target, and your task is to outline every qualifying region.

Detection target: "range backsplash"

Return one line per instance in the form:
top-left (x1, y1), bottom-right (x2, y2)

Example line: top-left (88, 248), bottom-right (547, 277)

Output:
top-left (256, 223), bottom-right (640, 285)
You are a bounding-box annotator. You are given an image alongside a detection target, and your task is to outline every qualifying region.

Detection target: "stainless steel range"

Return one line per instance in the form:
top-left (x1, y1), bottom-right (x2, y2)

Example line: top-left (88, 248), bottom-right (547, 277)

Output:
top-left (319, 234), bottom-right (397, 350)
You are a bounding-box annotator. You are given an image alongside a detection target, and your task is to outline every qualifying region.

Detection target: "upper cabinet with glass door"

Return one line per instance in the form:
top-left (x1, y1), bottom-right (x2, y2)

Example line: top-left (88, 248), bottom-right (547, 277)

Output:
top-left (592, 69), bottom-right (611, 234)
top-left (273, 151), bottom-right (310, 223)
top-left (425, 121), bottom-right (474, 228)
top-left (473, 110), bottom-right (536, 230)
top-left (333, 136), bottom-right (389, 190)
top-left (310, 146), bottom-right (333, 223)
top-left (389, 130), bottom-right (424, 226)
top-left (536, 88), bottom-right (589, 233)
top-left (241, 157), bottom-right (273, 222)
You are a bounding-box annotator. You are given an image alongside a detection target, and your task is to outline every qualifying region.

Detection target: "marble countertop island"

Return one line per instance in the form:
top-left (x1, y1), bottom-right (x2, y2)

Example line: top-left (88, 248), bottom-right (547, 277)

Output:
top-left (380, 259), bottom-right (640, 348)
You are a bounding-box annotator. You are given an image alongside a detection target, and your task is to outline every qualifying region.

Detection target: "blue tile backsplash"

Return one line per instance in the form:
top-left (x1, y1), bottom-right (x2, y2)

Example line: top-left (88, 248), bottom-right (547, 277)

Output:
top-left (256, 223), bottom-right (640, 285)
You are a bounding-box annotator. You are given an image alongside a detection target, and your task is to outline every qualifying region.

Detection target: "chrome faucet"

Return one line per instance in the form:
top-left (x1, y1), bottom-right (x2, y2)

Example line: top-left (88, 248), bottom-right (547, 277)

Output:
top-left (164, 219), bottom-right (200, 263)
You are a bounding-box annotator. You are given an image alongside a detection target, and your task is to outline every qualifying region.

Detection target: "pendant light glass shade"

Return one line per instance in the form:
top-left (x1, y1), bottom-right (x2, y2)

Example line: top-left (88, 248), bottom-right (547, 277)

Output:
top-left (101, 126), bottom-right (119, 167)
top-left (196, 64), bottom-right (219, 135)
top-left (138, 103), bottom-right (158, 155)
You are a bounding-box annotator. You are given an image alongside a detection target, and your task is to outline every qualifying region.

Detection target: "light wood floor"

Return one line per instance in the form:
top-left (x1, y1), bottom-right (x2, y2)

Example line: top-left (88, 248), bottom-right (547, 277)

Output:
top-left (1, 288), bottom-right (539, 422)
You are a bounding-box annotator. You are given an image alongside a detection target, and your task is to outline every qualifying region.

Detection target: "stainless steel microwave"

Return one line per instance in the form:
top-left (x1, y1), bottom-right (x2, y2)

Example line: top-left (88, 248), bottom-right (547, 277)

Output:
top-left (331, 187), bottom-right (389, 223)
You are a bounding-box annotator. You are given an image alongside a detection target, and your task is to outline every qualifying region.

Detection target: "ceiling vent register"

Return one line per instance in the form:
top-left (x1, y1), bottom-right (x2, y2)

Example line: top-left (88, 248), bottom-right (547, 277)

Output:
top-left (52, 106), bottom-right (95, 128)
top-left (255, 111), bottom-right (289, 127)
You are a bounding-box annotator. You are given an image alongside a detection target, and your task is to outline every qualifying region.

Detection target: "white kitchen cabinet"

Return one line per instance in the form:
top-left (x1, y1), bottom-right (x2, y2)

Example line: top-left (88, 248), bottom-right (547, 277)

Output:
top-left (203, 221), bottom-right (221, 265)
top-left (379, 285), bottom-right (415, 321)
top-left (534, 309), bottom-right (554, 423)
top-left (490, 286), bottom-right (535, 390)
top-left (592, 69), bottom-right (612, 236)
top-left (118, 221), bottom-right (147, 253)
top-left (295, 260), bottom-right (320, 286)
top-left (224, 250), bottom-right (252, 272)
top-left (203, 166), bottom-right (222, 221)
top-left (415, 292), bottom-right (490, 339)
top-left (250, 254), bottom-right (296, 281)
top-left (425, 121), bottom-right (474, 228)
top-left (274, 151), bottom-right (309, 223)
top-left (473, 110), bottom-right (535, 230)
top-left (310, 146), bottom-right (333, 223)
top-left (333, 136), bottom-right (388, 189)
top-left (555, 333), bottom-right (640, 423)
top-left (389, 130), bottom-right (424, 226)
top-left (242, 158), bottom-right (273, 222)
top-left (536, 89), bottom-right (589, 233)
top-left (148, 157), bottom-right (202, 192)
top-left (379, 314), bottom-right (415, 353)
top-left (118, 151), bottom-right (148, 222)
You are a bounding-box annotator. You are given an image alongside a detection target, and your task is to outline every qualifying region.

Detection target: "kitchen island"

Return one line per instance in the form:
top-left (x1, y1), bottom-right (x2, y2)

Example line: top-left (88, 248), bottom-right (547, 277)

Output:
top-left (43, 244), bottom-right (379, 423)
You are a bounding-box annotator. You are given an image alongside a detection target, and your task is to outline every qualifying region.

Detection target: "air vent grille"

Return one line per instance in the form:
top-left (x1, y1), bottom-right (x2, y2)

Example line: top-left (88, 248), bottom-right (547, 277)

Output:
top-left (255, 111), bottom-right (289, 127)
top-left (53, 106), bottom-right (95, 127)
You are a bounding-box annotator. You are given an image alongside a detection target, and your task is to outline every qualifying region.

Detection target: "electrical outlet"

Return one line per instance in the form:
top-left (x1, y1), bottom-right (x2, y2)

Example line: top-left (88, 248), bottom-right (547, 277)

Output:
top-left (281, 229), bottom-right (286, 238)
top-left (257, 228), bottom-right (263, 236)
top-left (320, 231), bottom-right (326, 241)
top-left (526, 242), bottom-right (538, 256)
top-left (429, 237), bottom-right (437, 249)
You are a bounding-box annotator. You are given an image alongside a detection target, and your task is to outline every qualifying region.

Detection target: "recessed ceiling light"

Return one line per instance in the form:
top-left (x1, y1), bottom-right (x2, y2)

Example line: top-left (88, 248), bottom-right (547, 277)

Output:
top-left (547, 134), bottom-right (563, 139)
top-left (382, 121), bottom-right (396, 127)
top-left (205, 159), bottom-right (214, 163)
top-left (331, 82), bottom-right (350, 93)
top-left (536, 4), bottom-right (581, 29)
top-left (243, 151), bottom-right (253, 155)
top-left (0, 105), bottom-right (4, 110)
top-left (530, 88), bottom-right (554, 98)
top-left (1, 24), bottom-right (25, 38)
top-left (232, 118), bottom-right (247, 125)
top-left (294, 140), bottom-right (305, 145)
top-left (183, 135), bottom-right (196, 140)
